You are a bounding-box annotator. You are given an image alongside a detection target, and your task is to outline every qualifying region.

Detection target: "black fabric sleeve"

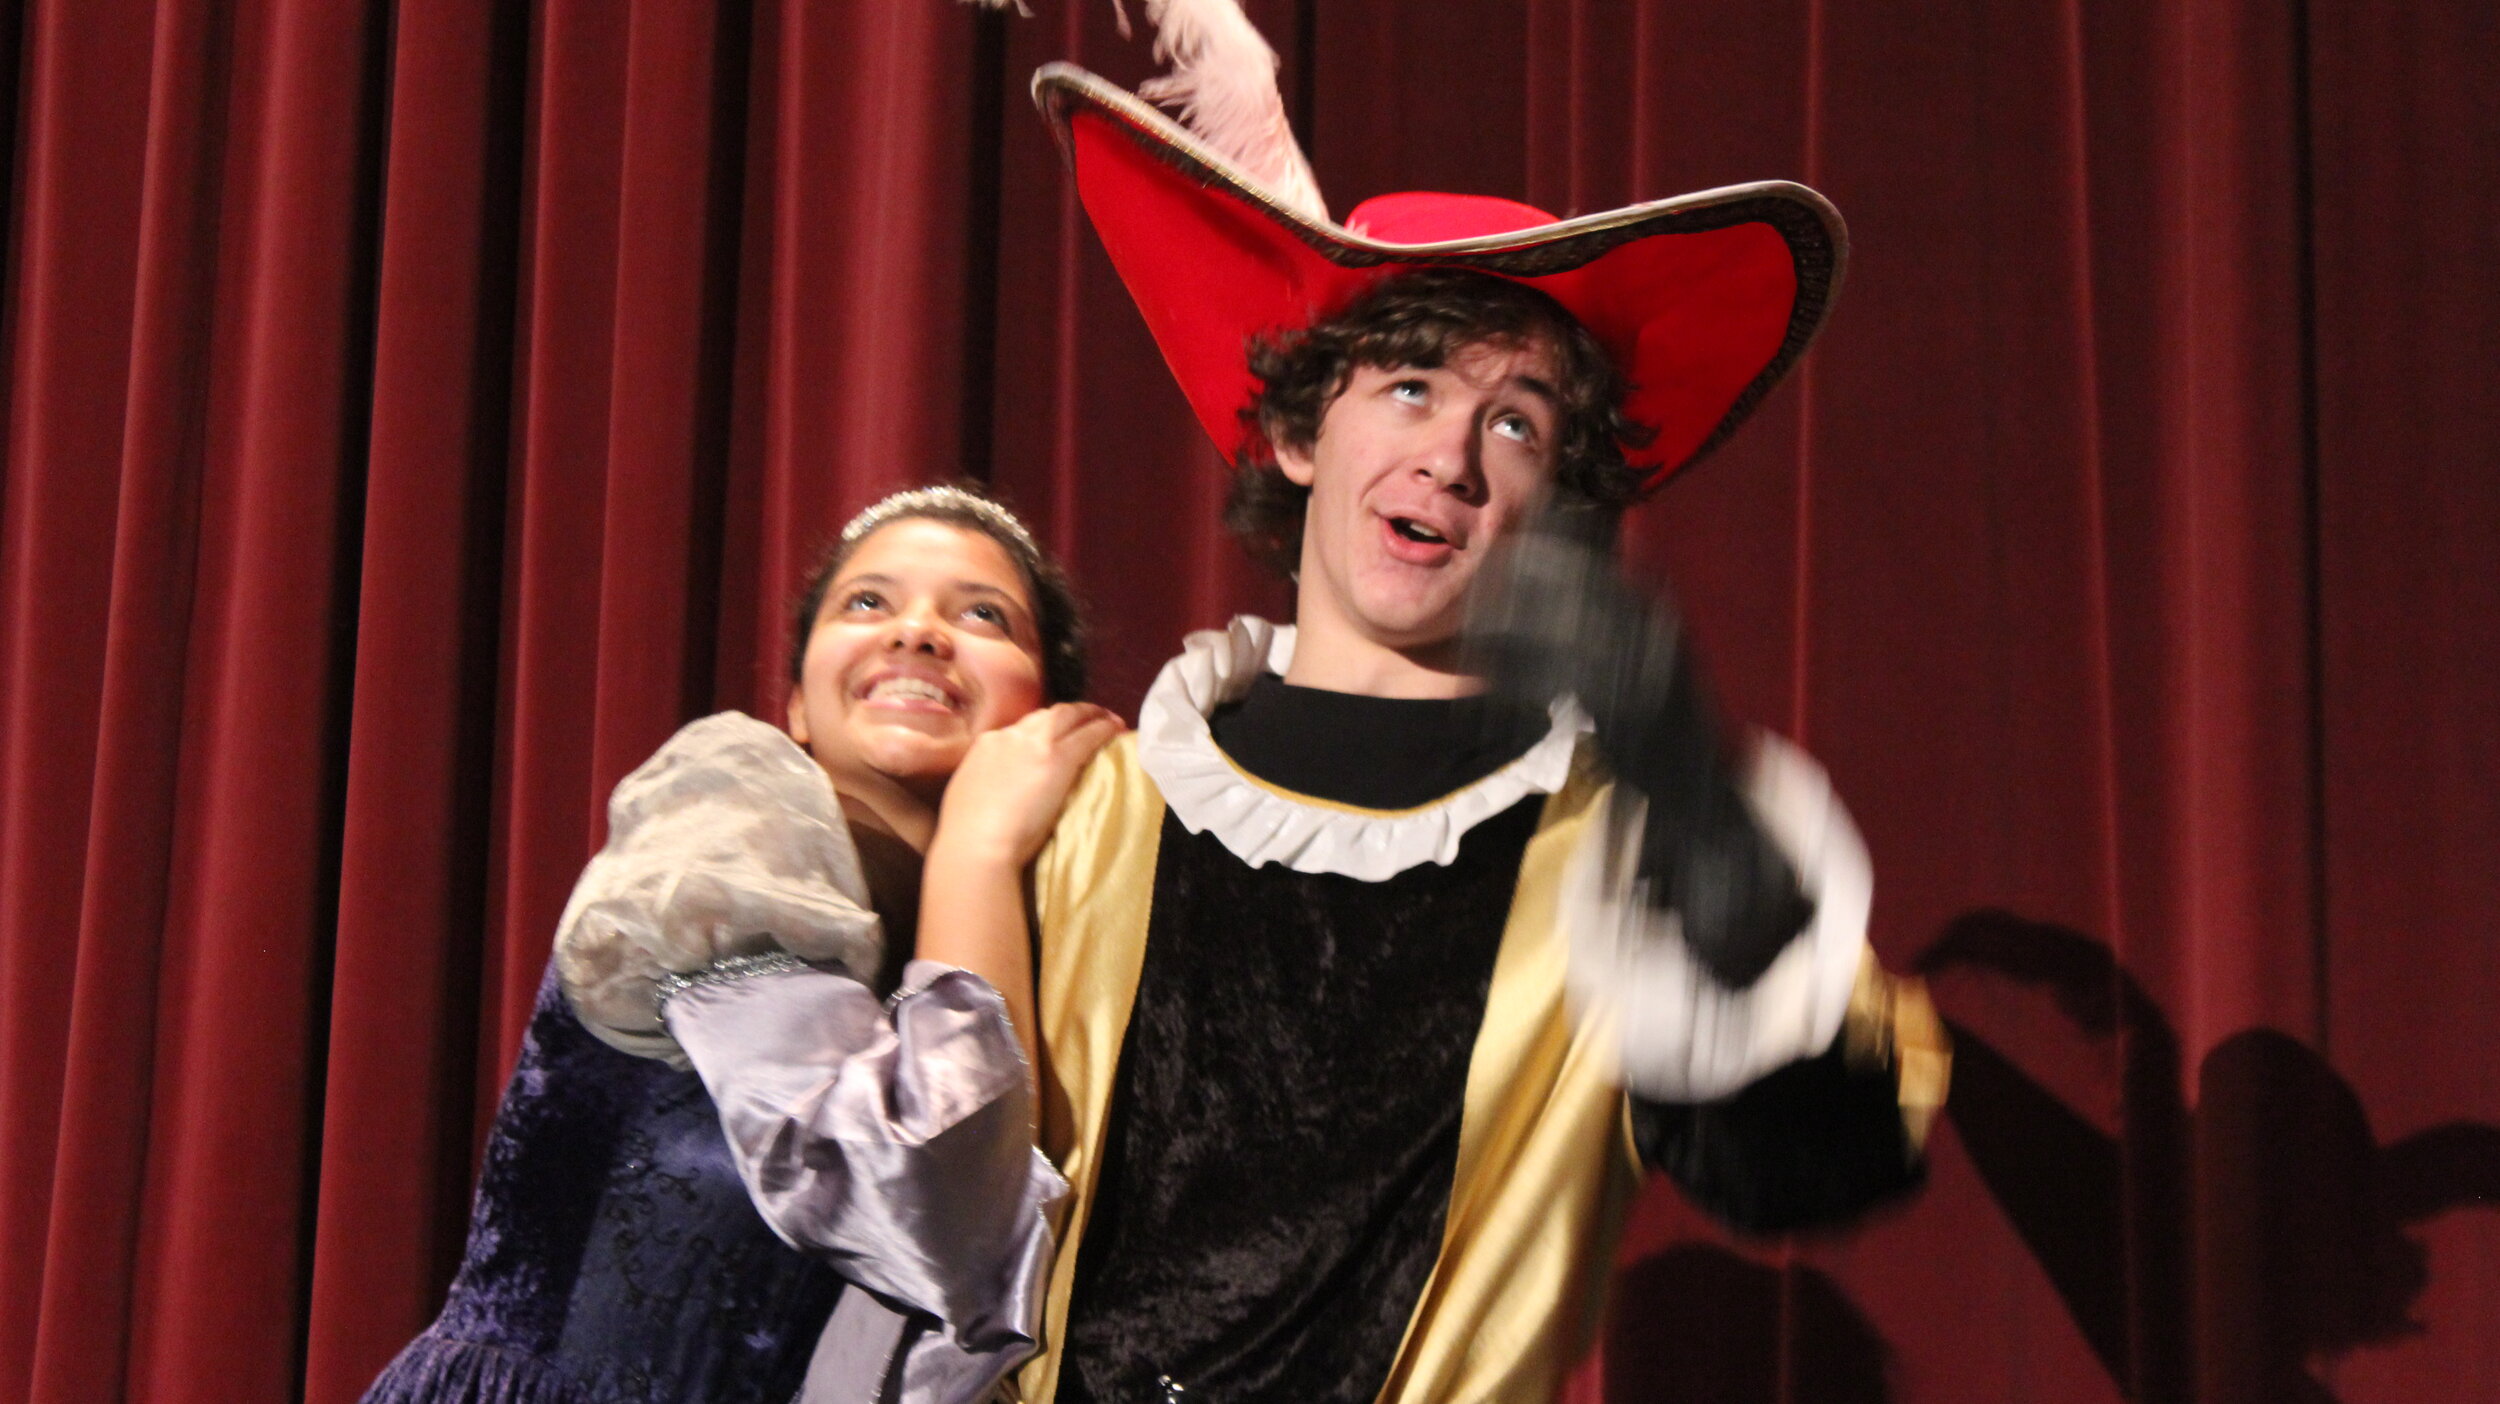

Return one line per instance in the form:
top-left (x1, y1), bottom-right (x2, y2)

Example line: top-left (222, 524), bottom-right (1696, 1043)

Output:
top-left (1631, 1033), bottom-right (1926, 1236)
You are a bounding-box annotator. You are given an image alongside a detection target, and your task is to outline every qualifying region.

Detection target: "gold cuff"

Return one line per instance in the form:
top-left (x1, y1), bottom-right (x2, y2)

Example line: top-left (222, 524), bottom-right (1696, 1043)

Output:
top-left (1842, 948), bottom-right (1952, 1151)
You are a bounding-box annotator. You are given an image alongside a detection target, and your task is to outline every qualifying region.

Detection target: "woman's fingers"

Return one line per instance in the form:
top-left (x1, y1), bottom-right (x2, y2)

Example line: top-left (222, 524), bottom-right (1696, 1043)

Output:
top-left (1046, 701), bottom-right (1118, 736)
top-left (1049, 703), bottom-right (1125, 760)
top-left (934, 704), bottom-right (1123, 867)
top-left (983, 703), bottom-right (1120, 765)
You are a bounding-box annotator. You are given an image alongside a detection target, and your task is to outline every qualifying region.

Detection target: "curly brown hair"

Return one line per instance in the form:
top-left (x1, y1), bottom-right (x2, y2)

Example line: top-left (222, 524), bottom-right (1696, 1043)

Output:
top-left (1224, 268), bottom-right (1654, 575)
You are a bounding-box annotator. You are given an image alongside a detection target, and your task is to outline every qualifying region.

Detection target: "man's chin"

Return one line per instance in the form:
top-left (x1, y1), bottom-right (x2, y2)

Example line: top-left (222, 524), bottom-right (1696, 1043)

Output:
top-left (1336, 624), bottom-right (1467, 674)
top-left (1343, 594), bottom-right (1466, 650)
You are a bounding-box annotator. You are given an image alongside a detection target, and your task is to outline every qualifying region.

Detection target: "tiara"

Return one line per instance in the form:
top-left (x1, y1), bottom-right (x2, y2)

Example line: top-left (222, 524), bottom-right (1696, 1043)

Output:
top-left (837, 485), bottom-right (1041, 561)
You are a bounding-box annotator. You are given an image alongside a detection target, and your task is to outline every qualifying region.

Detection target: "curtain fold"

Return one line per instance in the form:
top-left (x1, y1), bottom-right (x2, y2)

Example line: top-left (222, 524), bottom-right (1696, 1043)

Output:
top-left (0, 4), bottom-right (154, 1400)
top-left (301, 3), bottom-right (528, 1397)
top-left (0, 3), bottom-right (2488, 1402)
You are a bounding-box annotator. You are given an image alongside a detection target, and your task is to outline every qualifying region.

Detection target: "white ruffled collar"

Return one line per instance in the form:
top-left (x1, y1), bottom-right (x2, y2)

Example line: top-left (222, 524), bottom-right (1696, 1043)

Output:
top-left (1134, 617), bottom-right (1589, 880)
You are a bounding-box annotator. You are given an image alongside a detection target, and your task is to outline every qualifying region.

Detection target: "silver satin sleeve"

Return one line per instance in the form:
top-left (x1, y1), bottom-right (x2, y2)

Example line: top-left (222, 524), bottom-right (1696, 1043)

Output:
top-left (665, 957), bottom-right (1064, 1403)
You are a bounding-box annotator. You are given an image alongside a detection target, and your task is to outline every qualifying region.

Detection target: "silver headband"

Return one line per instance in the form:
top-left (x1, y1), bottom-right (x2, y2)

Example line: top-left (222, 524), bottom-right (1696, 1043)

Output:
top-left (836, 485), bottom-right (1041, 562)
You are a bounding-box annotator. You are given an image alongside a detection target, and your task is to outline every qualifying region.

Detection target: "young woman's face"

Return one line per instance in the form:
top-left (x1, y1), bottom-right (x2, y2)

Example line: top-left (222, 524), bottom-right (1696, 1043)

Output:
top-left (786, 518), bottom-right (1049, 799)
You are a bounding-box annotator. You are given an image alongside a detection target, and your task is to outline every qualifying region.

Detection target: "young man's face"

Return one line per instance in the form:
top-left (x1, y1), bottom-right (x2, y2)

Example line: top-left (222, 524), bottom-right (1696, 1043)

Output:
top-left (1275, 337), bottom-right (1563, 664)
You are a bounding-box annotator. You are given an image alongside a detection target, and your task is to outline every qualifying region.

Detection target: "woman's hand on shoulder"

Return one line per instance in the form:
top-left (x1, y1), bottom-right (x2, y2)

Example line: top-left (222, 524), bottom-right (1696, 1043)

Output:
top-left (932, 702), bottom-right (1125, 869)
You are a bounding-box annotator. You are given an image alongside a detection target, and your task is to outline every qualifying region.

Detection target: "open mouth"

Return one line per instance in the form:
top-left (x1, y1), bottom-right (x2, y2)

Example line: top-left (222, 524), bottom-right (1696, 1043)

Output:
top-left (1388, 516), bottom-right (1448, 545)
top-left (861, 675), bottom-right (958, 710)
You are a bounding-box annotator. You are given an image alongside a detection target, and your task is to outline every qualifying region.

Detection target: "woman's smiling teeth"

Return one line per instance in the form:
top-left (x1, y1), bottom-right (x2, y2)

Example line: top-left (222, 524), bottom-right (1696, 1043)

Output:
top-left (864, 675), bottom-right (956, 709)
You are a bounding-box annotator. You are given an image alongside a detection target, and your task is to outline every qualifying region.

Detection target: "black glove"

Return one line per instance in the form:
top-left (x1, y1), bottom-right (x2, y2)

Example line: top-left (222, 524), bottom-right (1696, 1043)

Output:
top-left (1467, 507), bottom-right (1816, 988)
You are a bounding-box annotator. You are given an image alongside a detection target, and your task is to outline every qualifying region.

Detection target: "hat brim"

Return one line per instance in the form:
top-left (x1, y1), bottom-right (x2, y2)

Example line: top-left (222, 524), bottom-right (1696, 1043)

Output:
top-left (1034, 63), bottom-right (1848, 492)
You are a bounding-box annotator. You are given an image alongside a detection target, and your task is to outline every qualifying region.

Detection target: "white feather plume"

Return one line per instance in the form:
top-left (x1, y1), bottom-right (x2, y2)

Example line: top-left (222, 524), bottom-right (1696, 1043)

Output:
top-left (1133, 0), bottom-right (1328, 223)
top-left (957, 0), bottom-right (1328, 224)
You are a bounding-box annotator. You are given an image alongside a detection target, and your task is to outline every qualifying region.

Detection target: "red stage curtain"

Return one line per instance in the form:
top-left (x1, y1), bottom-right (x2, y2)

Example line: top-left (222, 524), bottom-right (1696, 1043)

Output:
top-left (0, 3), bottom-right (2488, 1402)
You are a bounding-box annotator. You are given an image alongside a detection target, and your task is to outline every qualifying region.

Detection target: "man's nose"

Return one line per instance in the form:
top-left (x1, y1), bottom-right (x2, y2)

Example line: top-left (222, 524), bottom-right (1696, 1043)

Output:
top-left (1410, 415), bottom-right (1485, 503)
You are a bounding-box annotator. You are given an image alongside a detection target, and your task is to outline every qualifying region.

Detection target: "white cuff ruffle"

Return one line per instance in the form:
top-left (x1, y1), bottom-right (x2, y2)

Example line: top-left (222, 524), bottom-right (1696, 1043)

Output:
top-left (1563, 732), bottom-right (1872, 1101)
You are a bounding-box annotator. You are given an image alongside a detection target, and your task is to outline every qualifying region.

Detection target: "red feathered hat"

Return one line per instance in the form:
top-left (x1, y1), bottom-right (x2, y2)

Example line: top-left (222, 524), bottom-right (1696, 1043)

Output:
top-left (1034, 63), bottom-right (1847, 492)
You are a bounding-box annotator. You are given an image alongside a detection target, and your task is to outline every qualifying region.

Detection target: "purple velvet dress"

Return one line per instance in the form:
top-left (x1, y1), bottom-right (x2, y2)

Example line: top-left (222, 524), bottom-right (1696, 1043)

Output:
top-left (362, 713), bottom-right (1058, 1404)
top-left (360, 961), bottom-right (843, 1404)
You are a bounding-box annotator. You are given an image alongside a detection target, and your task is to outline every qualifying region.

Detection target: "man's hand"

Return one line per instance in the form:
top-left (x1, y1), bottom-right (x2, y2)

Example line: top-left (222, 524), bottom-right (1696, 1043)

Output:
top-left (1467, 509), bottom-right (1815, 989)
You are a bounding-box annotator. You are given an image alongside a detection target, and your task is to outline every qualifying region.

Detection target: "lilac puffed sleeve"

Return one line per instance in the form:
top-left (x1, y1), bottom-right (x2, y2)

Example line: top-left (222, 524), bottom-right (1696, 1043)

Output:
top-left (665, 957), bottom-right (1065, 1399)
top-left (554, 711), bottom-right (883, 1067)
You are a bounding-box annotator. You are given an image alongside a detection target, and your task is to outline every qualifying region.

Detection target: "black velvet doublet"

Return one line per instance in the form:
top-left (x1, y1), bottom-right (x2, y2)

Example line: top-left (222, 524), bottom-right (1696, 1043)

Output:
top-left (1049, 671), bottom-right (1923, 1402)
top-left (1055, 681), bottom-right (1547, 1404)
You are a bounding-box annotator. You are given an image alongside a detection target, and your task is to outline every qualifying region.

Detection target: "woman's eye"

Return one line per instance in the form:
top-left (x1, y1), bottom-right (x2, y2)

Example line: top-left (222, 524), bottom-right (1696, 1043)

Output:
top-left (838, 589), bottom-right (886, 614)
top-left (964, 601), bottom-right (1008, 628)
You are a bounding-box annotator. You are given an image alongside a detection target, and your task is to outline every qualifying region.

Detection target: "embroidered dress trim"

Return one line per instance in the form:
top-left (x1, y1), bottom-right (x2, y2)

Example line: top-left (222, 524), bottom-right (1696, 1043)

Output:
top-left (654, 950), bottom-right (811, 1013)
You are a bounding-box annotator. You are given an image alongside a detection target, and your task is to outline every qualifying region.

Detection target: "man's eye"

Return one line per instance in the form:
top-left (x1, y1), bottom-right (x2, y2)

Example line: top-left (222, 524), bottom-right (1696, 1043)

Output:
top-left (1490, 412), bottom-right (1537, 444)
top-left (1388, 379), bottom-right (1429, 405)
